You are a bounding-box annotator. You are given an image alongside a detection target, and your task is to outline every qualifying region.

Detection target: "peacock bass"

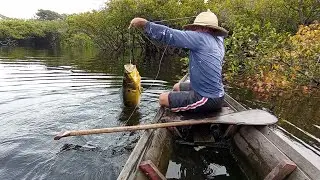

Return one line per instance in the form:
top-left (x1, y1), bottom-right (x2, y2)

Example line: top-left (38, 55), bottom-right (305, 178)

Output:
top-left (122, 64), bottom-right (141, 107)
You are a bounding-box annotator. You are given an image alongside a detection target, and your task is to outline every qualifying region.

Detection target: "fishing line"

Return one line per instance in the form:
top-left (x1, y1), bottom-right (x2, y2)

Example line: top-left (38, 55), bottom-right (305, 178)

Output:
top-left (124, 30), bottom-right (171, 125)
top-left (123, 15), bottom-right (193, 124)
top-left (128, 28), bottom-right (132, 64)
top-left (139, 29), bottom-right (171, 89)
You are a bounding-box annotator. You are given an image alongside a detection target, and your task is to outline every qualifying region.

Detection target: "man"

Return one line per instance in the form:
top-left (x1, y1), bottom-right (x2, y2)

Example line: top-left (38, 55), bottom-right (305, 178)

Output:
top-left (130, 10), bottom-right (228, 113)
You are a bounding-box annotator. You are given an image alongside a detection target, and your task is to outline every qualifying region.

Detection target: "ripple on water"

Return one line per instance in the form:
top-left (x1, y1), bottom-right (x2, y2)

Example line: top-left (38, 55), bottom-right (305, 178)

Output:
top-left (0, 60), bottom-right (166, 180)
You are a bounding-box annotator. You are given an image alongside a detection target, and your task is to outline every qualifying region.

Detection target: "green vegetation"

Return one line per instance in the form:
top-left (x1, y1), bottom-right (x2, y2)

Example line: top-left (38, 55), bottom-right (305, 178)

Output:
top-left (0, 14), bottom-right (9, 19)
top-left (63, 0), bottom-right (207, 52)
top-left (36, 9), bottom-right (66, 21)
top-left (0, 0), bottom-right (319, 91)
top-left (0, 17), bottom-right (66, 48)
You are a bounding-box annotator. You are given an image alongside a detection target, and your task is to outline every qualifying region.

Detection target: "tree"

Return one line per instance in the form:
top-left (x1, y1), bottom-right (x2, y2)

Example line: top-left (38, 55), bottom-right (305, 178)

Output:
top-left (36, 9), bottom-right (63, 21)
top-left (0, 14), bottom-right (9, 19)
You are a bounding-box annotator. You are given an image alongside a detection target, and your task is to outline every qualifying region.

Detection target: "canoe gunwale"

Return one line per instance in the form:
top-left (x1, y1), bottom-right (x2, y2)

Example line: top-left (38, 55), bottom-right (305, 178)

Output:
top-left (226, 95), bottom-right (319, 180)
top-left (118, 74), bottom-right (320, 180)
top-left (117, 108), bottom-right (164, 180)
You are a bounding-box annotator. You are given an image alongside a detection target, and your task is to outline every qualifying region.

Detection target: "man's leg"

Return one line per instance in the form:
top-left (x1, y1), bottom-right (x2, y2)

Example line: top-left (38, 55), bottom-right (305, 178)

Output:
top-left (173, 83), bottom-right (180, 91)
top-left (161, 82), bottom-right (192, 107)
top-left (159, 92), bottom-right (183, 137)
top-left (173, 82), bottom-right (191, 92)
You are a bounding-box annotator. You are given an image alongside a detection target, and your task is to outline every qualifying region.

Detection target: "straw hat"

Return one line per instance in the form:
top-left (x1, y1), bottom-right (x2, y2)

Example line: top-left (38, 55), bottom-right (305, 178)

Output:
top-left (183, 9), bottom-right (228, 37)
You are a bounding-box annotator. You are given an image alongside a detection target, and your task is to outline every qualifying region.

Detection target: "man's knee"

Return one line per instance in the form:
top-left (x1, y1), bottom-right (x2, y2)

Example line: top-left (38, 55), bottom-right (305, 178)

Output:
top-left (159, 93), bottom-right (169, 107)
top-left (173, 83), bottom-right (180, 91)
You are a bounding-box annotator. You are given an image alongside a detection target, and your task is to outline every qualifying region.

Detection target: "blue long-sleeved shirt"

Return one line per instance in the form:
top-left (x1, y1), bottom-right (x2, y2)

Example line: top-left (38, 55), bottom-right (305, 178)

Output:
top-left (144, 22), bottom-right (225, 99)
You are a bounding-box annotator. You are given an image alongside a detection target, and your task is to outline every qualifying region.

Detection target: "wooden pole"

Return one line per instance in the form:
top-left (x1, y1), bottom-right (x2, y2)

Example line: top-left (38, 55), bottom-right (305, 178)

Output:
top-left (54, 118), bottom-right (221, 140)
top-left (54, 109), bottom-right (277, 140)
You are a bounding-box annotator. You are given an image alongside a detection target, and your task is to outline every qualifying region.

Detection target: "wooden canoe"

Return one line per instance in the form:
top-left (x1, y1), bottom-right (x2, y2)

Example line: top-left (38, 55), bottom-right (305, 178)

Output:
top-left (117, 75), bottom-right (320, 180)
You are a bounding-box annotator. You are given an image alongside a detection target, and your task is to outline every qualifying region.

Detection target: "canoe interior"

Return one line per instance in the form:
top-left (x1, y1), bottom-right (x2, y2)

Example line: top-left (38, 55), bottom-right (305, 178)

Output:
top-left (118, 75), bottom-right (320, 180)
top-left (118, 107), bottom-right (238, 180)
top-left (226, 94), bottom-right (320, 180)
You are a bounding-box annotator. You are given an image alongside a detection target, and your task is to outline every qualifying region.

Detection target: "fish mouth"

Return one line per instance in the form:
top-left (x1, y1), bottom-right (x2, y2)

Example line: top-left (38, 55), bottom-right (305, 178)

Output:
top-left (123, 64), bottom-right (141, 91)
top-left (124, 64), bottom-right (137, 81)
top-left (122, 64), bottom-right (142, 107)
top-left (124, 64), bottom-right (136, 73)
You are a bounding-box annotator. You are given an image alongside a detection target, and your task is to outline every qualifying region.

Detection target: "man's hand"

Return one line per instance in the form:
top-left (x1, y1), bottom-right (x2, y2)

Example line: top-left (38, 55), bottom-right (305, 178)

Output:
top-left (129, 18), bottom-right (148, 29)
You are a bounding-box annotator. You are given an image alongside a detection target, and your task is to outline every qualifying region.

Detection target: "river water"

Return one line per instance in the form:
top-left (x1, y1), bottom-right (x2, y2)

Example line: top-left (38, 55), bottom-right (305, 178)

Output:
top-left (0, 47), bottom-right (319, 179)
top-left (0, 47), bottom-right (185, 180)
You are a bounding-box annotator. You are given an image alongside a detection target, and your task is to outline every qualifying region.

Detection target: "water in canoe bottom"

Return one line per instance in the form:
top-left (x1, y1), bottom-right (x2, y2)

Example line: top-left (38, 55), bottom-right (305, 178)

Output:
top-left (166, 143), bottom-right (247, 180)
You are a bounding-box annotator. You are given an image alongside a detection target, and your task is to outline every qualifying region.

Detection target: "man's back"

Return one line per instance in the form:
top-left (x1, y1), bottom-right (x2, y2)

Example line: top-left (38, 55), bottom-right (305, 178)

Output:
top-left (145, 22), bottom-right (225, 98)
top-left (189, 33), bottom-right (225, 99)
top-left (130, 10), bottom-right (228, 112)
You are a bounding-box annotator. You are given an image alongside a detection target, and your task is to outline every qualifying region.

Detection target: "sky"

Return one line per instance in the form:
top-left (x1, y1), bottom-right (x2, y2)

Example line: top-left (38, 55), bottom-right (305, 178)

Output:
top-left (0, 0), bottom-right (107, 19)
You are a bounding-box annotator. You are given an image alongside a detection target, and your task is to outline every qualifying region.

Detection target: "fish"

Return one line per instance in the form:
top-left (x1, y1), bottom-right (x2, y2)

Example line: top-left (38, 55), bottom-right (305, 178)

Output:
top-left (122, 64), bottom-right (141, 107)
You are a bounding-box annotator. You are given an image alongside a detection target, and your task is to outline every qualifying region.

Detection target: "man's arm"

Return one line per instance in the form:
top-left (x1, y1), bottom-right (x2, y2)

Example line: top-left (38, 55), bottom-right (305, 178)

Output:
top-left (129, 18), bottom-right (200, 50)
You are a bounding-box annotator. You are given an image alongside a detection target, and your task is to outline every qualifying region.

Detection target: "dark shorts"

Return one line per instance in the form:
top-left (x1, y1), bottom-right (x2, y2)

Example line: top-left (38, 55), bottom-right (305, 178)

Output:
top-left (168, 82), bottom-right (224, 113)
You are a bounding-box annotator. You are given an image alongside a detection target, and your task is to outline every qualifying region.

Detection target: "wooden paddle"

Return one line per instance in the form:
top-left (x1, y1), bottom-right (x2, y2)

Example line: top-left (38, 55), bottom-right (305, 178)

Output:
top-left (54, 109), bottom-right (277, 140)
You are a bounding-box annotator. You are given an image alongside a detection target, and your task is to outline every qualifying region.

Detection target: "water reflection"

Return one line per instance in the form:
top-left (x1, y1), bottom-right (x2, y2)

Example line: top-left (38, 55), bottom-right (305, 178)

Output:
top-left (117, 107), bottom-right (141, 126)
top-left (0, 46), bottom-right (185, 84)
top-left (167, 144), bottom-right (246, 180)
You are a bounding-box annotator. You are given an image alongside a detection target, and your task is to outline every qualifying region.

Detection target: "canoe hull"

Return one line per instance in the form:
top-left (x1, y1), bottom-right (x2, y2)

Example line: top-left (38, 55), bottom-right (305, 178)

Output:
top-left (118, 75), bottom-right (320, 180)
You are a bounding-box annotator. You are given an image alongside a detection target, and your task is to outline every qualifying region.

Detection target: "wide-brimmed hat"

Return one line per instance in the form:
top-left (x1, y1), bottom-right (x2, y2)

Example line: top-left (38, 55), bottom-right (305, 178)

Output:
top-left (183, 9), bottom-right (228, 37)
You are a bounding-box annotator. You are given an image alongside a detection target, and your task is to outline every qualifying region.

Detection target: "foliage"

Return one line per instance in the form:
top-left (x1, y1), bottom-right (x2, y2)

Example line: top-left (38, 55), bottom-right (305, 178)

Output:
top-left (226, 23), bottom-right (320, 96)
top-left (207, 0), bottom-right (320, 33)
top-left (36, 9), bottom-right (64, 21)
top-left (61, 32), bottom-right (94, 49)
top-left (63, 0), bottom-right (208, 52)
top-left (0, 10), bottom-right (66, 47)
top-left (0, 20), bottom-right (44, 39)
top-left (207, 0), bottom-right (320, 92)
top-left (0, 14), bottom-right (9, 19)
top-left (224, 23), bottom-right (288, 77)
top-left (273, 23), bottom-right (320, 86)
top-left (62, 0), bottom-right (318, 91)
top-left (0, 0), bottom-right (319, 91)
top-left (0, 19), bottom-right (67, 47)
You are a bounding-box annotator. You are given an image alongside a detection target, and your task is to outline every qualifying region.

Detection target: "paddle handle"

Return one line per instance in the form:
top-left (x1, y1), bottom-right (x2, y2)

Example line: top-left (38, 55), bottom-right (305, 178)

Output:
top-left (54, 119), bottom-right (217, 140)
top-left (54, 109), bottom-right (278, 140)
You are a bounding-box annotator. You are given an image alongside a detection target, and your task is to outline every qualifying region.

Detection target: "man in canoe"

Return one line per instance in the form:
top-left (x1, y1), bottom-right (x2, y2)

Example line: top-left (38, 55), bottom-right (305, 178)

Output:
top-left (130, 10), bottom-right (228, 113)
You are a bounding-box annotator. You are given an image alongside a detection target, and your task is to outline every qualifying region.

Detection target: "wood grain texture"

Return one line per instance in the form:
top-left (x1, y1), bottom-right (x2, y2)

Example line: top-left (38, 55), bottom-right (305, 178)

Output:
top-left (263, 159), bottom-right (297, 180)
top-left (135, 128), bottom-right (173, 180)
top-left (139, 160), bottom-right (167, 180)
top-left (258, 126), bottom-right (319, 180)
top-left (238, 126), bottom-right (297, 179)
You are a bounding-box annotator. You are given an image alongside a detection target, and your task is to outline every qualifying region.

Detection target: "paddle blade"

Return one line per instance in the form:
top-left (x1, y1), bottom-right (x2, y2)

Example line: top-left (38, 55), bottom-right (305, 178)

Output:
top-left (217, 109), bottom-right (278, 125)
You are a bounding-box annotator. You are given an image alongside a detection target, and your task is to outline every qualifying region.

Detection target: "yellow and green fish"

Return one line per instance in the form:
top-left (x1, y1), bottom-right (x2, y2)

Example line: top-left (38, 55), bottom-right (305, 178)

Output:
top-left (122, 64), bottom-right (141, 107)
